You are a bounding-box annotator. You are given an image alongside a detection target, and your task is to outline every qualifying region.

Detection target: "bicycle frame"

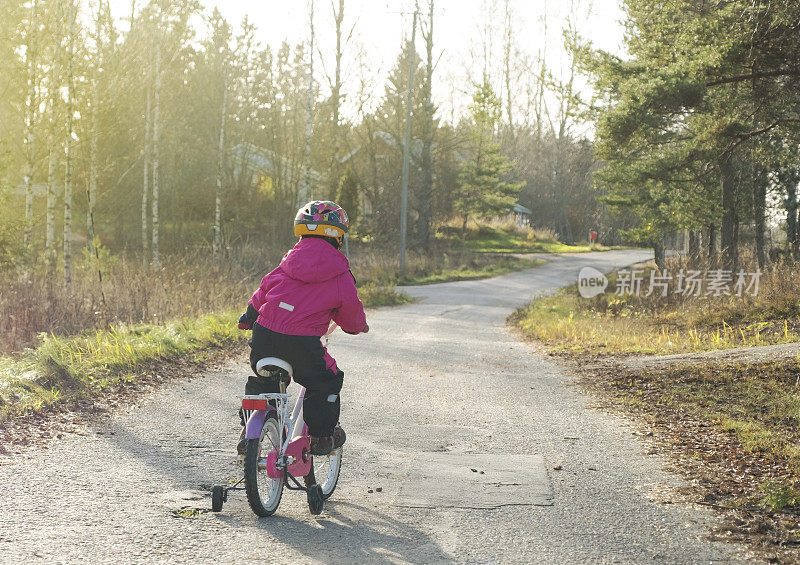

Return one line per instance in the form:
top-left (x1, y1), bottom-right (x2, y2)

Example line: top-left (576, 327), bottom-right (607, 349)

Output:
top-left (241, 324), bottom-right (337, 484)
top-left (242, 384), bottom-right (312, 480)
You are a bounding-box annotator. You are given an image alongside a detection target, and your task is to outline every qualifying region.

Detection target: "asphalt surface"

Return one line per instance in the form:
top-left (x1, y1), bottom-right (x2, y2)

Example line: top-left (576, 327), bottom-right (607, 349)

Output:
top-left (0, 249), bottom-right (756, 564)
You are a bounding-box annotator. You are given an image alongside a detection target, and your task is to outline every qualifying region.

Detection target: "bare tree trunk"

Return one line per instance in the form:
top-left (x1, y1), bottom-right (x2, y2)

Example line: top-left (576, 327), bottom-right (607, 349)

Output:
top-left (502, 0), bottom-right (514, 137)
top-left (46, 11), bottom-right (61, 278)
top-left (141, 86), bottom-right (151, 266)
top-left (213, 82), bottom-right (227, 265)
top-left (719, 151), bottom-right (737, 272)
top-left (534, 3), bottom-right (547, 141)
top-left (151, 5), bottom-right (163, 270)
top-left (46, 152), bottom-right (58, 276)
top-left (781, 167), bottom-right (799, 254)
top-left (87, 0), bottom-right (103, 256)
top-left (329, 0), bottom-right (344, 179)
top-left (707, 223), bottom-right (717, 263)
top-left (304, 0), bottom-right (315, 201)
top-left (63, 0), bottom-right (77, 294)
top-left (23, 0), bottom-right (39, 253)
top-left (45, 0), bottom-right (63, 278)
top-left (688, 229), bottom-right (700, 267)
top-left (418, 0), bottom-right (434, 248)
top-left (753, 165), bottom-right (767, 268)
top-left (653, 239), bottom-right (666, 272)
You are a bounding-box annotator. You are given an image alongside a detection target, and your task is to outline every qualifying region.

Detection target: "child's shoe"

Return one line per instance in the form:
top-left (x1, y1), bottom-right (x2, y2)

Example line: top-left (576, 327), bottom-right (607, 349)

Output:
top-left (332, 425), bottom-right (346, 449)
top-left (310, 435), bottom-right (333, 455)
top-left (310, 426), bottom-right (346, 455)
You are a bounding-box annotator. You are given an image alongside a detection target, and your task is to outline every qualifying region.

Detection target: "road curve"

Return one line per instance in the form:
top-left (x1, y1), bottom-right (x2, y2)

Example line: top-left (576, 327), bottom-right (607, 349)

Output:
top-left (0, 250), bottom-right (753, 563)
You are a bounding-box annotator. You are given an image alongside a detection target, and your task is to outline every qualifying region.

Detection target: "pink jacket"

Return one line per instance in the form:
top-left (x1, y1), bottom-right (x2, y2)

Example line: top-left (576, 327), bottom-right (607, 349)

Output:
top-left (249, 238), bottom-right (367, 338)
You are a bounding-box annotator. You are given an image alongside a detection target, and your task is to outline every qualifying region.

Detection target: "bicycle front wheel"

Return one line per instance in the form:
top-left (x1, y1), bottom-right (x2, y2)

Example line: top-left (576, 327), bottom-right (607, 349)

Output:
top-left (312, 446), bottom-right (342, 500)
top-left (244, 413), bottom-right (284, 517)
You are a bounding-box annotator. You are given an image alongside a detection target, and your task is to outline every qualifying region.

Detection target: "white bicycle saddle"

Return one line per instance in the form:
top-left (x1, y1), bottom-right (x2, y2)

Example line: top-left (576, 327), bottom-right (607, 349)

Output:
top-left (255, 357), bottom-right (294, 378)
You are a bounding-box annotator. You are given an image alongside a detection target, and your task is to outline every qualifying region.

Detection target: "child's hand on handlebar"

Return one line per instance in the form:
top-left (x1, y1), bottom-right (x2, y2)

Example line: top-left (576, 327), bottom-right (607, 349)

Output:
top-left (238, 313), bottom-right (252, 330)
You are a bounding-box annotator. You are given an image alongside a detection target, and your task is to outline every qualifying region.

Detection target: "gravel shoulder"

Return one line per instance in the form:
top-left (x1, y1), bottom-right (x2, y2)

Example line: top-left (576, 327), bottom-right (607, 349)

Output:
top-left (0, 249), bottom-right (759, 563)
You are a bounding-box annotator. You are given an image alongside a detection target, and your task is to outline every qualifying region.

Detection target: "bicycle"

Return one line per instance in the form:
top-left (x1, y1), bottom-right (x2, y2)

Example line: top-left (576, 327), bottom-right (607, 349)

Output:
top-left (210, 335), bottom-right (343, 516)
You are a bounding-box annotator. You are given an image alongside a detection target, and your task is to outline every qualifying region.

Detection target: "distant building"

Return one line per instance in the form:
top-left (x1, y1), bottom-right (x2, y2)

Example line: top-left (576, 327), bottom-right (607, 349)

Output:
top-left (511, 204), bottom-right (532, 227)
top-left (230, 142), bottom-right (325, 205)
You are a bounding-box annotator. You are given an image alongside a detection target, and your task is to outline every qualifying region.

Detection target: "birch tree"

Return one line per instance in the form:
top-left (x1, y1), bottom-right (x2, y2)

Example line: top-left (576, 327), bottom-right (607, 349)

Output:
top-left (142, 83), bottom-right (151, 265)
top-left (304, 0), bottom-right (315, 196)
top-left (327, 0), bottom-right (347, 175)
top-left (214, 83), bottom-right (227, 264)
top-left (23, 0), bottom-right (40, 253)
top-left (46, 0), bottom-right (64, 276)
top-left (208, 10), bottom-right (231, 265)
top-left (501, 0), bottom-right (514, 138)
top-left (87, 0), bottom-right (105, 256)
top-left (151, 0), bottom-right (164, 270)
top-left (63, 0), bottom-right (77, 293)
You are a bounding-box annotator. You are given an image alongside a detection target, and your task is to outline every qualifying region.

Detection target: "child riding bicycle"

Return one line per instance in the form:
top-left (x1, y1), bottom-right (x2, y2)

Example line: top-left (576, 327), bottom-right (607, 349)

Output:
top-left (237, 200), bottom-right (369, 456)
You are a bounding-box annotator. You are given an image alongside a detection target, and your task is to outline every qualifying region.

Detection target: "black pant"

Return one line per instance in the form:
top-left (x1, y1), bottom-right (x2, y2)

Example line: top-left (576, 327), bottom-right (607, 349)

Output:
top-left (246, 323), bottom-right (344, 437)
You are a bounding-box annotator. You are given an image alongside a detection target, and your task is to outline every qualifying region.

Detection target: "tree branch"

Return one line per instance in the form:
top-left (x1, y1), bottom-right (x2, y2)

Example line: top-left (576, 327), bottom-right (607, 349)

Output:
top-left (707, 68), bottom-right (800, 86)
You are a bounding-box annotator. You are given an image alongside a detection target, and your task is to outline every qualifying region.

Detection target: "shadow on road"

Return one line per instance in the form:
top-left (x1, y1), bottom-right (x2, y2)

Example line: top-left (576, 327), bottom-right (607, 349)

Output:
top-left (214, 500), bottom-right (451, 563)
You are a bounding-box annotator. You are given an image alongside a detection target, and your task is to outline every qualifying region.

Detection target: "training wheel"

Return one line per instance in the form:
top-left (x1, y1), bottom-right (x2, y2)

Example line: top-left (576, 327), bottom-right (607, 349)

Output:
top-left (307, 484), bottom-right (324, 515)
top-left (211, 485), bottom-right (225, 512)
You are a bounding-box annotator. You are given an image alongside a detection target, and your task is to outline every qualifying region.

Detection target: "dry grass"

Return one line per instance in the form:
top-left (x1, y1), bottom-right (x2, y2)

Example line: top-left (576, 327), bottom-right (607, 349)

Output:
top-left (1, 233), bottom-right (547, 355)
top-left (512, 256), bottom-right (800, 356)
top-left (348, 241), bottom-right (542, 286)
top-left (435, 217), bottom-right (620, 254)
top-left (0, 242), bottom-right (281, 355)
top-left (436, 216), bottom-right (559, 242)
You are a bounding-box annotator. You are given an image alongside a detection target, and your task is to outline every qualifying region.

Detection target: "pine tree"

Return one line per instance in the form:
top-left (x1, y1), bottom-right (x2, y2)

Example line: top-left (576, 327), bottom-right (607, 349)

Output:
top-left (335, 167), bottom-right (359, 230)
top-left (456, 80), bottom-right (522, 230)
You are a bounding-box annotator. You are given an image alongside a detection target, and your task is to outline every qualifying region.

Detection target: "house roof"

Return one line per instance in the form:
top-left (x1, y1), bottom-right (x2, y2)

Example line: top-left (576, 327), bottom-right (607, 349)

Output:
top-left (339, 131), bottom-right (435, 164)
top-left (230, 142), bottom-right (325, 183)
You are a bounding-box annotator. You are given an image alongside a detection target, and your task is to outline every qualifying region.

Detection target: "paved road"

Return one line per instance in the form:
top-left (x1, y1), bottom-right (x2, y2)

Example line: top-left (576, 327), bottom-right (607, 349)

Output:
top-left (0, 250), bottom-right (753, 564)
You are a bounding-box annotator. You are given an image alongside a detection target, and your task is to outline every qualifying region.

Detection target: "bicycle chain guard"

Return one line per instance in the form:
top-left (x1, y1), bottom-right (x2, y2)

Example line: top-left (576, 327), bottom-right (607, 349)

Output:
top-left (265, 436), bottom-right (312, 479)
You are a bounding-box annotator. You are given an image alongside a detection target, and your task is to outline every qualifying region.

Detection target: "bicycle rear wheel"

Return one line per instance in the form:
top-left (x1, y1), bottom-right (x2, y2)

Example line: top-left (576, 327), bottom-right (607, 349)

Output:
top-left (244, 412), bottom-right (284, 517)
top-left (311, 446), bottom-right (342, 500)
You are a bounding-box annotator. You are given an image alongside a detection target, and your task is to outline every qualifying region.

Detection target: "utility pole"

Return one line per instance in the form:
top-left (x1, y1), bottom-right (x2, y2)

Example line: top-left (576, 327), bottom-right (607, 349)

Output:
top-left (418, 0), bottom-right (434, 248)
top-left (304, 0), bottom-right (315, 202)
top-left (399, 8), bottom-right (418, 275)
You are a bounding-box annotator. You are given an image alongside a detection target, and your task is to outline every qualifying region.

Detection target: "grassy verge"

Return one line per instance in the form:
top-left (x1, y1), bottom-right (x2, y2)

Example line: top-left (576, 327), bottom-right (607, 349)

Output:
top-left (435, 220), bottom-right (625, 254)
top-left (0, 287), bottom-right (411, 425)
top-left (511, 258), bottom-right (800, 558)
top-left (359, 283), bottom-right (414, 306)
top-left (0, 311), bottom-right (243, 424)
top-left (592, 359), bottom-right (800, 556)
top-left (512, 264), bottom-right (800, 356)
top-left (465, 234), bottom-right (618, 254)
top-left (512, 287), bottom-right (800, 356)
top-left (399, 256), bottom-right (544, 285)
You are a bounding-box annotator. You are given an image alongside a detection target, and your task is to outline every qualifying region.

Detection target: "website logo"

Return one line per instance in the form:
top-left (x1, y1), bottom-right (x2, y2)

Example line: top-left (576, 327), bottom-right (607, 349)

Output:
top-left (578, 267), bottom-right (608, 298)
